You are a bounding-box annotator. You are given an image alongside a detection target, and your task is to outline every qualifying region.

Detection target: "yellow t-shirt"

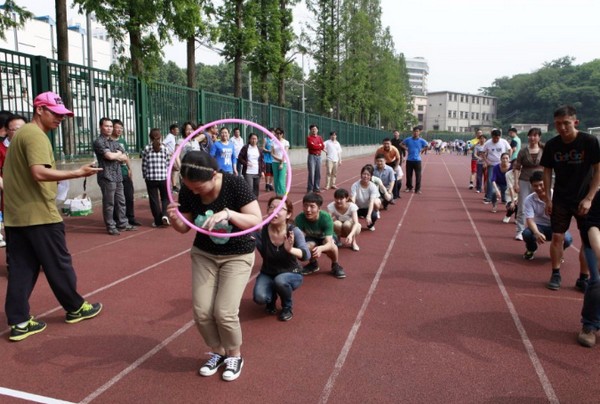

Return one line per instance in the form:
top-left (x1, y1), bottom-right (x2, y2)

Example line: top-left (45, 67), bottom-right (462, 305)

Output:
top-left (3, 123), bottom-right (62, 226)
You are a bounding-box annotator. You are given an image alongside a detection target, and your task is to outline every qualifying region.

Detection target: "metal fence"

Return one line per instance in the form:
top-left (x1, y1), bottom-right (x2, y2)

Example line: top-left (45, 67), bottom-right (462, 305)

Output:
top-left (0, 47), bottom-right (387, 160)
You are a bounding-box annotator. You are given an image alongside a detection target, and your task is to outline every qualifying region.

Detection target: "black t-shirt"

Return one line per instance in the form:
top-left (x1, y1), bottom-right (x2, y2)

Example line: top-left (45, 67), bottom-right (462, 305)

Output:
top-left (540, 132), bottom-right (600, 206)
top-left (178, 173), bottom-right (257, 255)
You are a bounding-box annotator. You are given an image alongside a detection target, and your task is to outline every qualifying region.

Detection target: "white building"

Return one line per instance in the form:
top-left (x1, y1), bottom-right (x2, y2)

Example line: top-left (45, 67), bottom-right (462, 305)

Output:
top-left (405, 57), bottom-right (428, 96)
top-left (0, 15), bottom-right (118, 70)
top-left (412, 95), bottom-right (427, 127)
top-left (424, 91), bottom-right (497, 133)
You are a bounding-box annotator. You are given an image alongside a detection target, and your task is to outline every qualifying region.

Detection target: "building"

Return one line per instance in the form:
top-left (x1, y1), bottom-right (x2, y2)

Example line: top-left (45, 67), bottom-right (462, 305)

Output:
top-left (412, 95), bottom-right (427, 127)
top-left (405, 57), bottom-right (429, 96)
top-left (510, 123), bottom-right (549, 133)
top-left (0, 15), bottom-right (120, 70)
top-left (424, 91), bottom-right (497, 133)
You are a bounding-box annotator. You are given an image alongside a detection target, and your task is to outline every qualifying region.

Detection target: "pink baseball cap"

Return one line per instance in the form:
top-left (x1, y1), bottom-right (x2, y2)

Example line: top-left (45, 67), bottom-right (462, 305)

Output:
top-left (33, 91), bottom-right (74, 117)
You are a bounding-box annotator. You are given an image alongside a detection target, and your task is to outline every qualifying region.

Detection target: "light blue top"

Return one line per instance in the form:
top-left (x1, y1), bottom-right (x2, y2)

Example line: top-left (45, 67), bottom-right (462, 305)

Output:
top-left (263, 137), bottom-right (273, 164)
top-left (403, 137), bottom-right (428, 161)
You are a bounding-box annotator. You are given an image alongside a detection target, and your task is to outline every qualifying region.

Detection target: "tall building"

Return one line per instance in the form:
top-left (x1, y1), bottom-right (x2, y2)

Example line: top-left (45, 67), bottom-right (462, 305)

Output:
top-left (405, 57), bottom-right (429, 96)
top-left (424, 91), bottom-right (497, 133)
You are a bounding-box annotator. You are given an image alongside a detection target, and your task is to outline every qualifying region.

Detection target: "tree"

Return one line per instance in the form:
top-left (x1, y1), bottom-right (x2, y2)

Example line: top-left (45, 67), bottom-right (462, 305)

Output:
top-left (218, 0), bottom-right (257, 98)
top-left (74, 0), bottom-right (176, 79)
top-left (274, 0), bottom-right (298, 106)
top-left (55, 0), bottom-right (76, 156)
top-left (0, 0), bottom-right (33, 40)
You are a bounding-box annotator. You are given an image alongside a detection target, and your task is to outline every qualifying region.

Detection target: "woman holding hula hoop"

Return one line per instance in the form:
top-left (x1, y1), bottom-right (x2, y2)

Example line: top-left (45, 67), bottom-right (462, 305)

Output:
top-left (166, 150), bottom-right (261, 382)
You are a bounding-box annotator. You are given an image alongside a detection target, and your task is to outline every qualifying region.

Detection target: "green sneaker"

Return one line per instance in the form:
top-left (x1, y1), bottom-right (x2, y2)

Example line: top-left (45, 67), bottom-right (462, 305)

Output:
top-left (523, 250), bottom-right (534, 260)
top-left (9, 316), bottom-right (47, 341)
top-left (65, 301), bottom-right (103, 324)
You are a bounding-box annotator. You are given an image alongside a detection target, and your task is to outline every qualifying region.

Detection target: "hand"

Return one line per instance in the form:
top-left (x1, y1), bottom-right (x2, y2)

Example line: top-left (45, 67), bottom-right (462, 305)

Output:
top-left (311, 245), bottom-right (322, 259)
top-left (202, 210), bottom-right (229, 231)
top-left (536, 232), bottom-right (547, 244)
top-left (366, 216), bottom-right (372, 226)
top-left (284, 231), bottom-right (294, 252)
top-left (79, 162), bottom-right (103, 177)
top-left (513, 183), bottom-right (520, 193)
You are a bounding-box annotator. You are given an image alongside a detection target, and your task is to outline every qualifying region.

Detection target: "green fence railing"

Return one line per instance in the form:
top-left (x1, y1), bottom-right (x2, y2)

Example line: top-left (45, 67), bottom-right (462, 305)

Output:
top-left (0, 47), bottom-right (388, 160)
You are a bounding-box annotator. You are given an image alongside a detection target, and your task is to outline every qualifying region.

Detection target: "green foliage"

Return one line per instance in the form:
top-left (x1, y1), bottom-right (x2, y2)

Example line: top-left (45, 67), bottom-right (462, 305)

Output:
top-left (74, 0), bottom-right (182, 79)
top-left (483, 56), bottom-right (600, 130)
top-left (0, 0), bottom-right (33, 40)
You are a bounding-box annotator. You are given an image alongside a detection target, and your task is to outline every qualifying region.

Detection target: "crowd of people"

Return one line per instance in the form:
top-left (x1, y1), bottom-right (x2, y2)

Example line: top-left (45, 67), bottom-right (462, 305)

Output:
top-left (466, 106), bottom-right (600, 350)
top-left (3, 91), bottom-right (600, 390)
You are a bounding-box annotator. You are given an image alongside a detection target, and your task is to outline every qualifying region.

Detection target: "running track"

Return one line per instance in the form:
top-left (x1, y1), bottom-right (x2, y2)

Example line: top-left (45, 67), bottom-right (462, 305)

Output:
top-left (1, 151), bottom-right (598, 404)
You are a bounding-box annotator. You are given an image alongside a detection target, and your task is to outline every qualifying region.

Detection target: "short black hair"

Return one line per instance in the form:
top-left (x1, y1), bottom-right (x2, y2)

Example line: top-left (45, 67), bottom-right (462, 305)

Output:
top-left (99, 117), bottom-right (112, 126)
top-left (554, 105), bottom-right (577, 118)
top-left (375, 153), bottom-right (385, 160)
top-left (530, 171), bottom-right (544, 184)
top-left (333, 188), bottom-right (349, 199)
top-left (491, 129), bottom-right (501, 137)
top-left (112, 118), bottom-right (124, 127)
top-left (508, 127), bottom-right (518, 134)
top-left (302, 192), bottom-right (323, 207)
top-left (169, 123), bottom-right (179, 131)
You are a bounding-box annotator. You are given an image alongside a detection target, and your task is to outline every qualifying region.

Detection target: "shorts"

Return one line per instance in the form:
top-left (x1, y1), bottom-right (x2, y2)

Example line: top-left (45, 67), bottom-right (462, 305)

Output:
top-left (551, 201), bottom-right (585, 234)
top-left (305, 236), bottom-right (326, 246)
top-left (470, 160), bottom-right (477, 173)
top-left (265, 164), bottom-right (273, 176)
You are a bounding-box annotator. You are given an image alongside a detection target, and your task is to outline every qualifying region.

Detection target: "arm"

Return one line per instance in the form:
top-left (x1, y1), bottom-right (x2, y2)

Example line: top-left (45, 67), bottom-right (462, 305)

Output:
top-left (542, 167), bottom-right (553, 215)
top-left (526, 218), bottom-right (546, 244)
top-left (167, 203), bottom-right (192, 234)
top-left (286, 227), bottom-right (310, 261)
top-left (579, 162), bottom-right (600, 215)
top-left (30, 162), bottom-right (101, 182)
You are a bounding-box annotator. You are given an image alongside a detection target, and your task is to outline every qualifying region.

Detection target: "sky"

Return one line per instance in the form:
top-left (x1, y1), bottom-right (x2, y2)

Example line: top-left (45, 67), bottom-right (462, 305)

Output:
top-left (16, 0), bottom-right (600, 94)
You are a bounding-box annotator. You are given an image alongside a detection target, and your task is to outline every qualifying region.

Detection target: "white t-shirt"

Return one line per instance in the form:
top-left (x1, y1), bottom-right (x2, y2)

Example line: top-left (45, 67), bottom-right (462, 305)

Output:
top-left (324, 140), bottom-right (342, 162)
top-left (164, 133), bottom-right (176, 153)
top-left (231, 136), bottom-right (244, 158)
top-left (246, 145), bottom-right (260, 175)
top-left (272, 138), bottom-right (290, 163)
top-left (327, 201), bottom-right (358, 222)
top-left (351, 180), bottom-right (379, 209)
top-left (483, 138), bottom-right (511, 165)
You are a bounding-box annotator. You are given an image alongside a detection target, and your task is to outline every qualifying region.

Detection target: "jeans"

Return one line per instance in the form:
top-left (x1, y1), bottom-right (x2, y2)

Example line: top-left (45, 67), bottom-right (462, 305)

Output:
top-left (522, 224), bottom-right (572, 252)
top-left (515, 179), bottom-right (532, 235)
top-left (405, 160), bottom-right (422, 192)
top-left (253, 272), bottom-right (303, 310)
top-left (98, 178), bottom-right (127, 230)
top-left (307, 154), bottom-right (321, 192)
top-left (491, 183), bottom-right (507, 205)
top-left (484, 166), bottom-right (494, 201)
top-left (475, 164), bottom-right (484, 192)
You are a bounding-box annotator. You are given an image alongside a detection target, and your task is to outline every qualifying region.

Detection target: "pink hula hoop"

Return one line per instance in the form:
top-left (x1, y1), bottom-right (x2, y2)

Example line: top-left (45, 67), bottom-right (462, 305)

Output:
top-left (166, 118), bottom-right (292, 238)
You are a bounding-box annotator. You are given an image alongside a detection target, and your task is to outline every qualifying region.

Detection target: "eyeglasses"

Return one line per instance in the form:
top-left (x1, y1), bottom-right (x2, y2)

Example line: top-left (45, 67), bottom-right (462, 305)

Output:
top-left (267, 205), bottom-right (287, 211)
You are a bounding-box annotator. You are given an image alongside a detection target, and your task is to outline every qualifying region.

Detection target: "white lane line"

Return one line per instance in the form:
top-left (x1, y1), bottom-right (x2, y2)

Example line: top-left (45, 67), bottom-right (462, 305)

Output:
top-left (0, 387), bottom-right (75, 404)
top-left (318, 175), bottom-right (419, 403)
top-left (0, 249), bottom-right (191, 337)
top-left (441, 158), bottom-right (559, 404)
top-left (78, 321), bottom-right (195, 404)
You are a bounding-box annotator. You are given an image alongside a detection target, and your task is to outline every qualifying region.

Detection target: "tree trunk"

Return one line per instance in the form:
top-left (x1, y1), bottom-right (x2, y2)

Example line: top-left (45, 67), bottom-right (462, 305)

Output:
top-left (129, 27), bottom-right (144, 77)
top-left (55, 0), bottom-right (74, 158)
top-left (233, 0), bottom-right (243, 98)
top-left (186, 36), bottom-right (197, 121)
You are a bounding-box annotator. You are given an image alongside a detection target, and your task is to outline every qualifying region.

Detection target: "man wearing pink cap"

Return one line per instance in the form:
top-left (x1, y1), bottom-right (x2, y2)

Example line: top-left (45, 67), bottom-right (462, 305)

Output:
top-left (3, 91), bottom-right (103, 341)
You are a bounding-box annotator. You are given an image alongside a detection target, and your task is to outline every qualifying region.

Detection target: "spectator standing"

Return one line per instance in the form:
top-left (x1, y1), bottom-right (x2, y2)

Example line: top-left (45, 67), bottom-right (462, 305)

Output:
top-left (112, 119), bottom-right (141, 226)
top-left (164, 123), bottom-right (179, 192)
top-left (271, 128), bottom-right (290, 198)
top-left (0, 114), bottom-right (27, 248)
top-left (166, 151), bottom-right (261, 382)
top-left (512, 128), bottom-right (544, 241)
top-left (262, 129), bottom-right (274, 192)
top-left (231, 127), bottom-right (244, 176)
top-left (237, 133), bottom-right (265, 197)
top-left (508, 127), bottom-right (521, 164)
top-left (473, 134), bottom-right (486, 193)
top-left (210, 127), bottom-right (237, 175)
top-left (141, 128), bottom-right (172, 228)
top-left (93, 117), bottom-right (135, 235)
top-left (4, 92), bottom-right (102, 341)
top-left (306, 124), bottom-right (325, 193)
top-left (469, 129), bottom-right (483, 189)
top-left (540, 105), bottom-right (599, 292)
top-left (401, 126), bottom-right (429, 194)
top-left (253, 197), bottom-right (309, 321)
top-left (324, 131), bottom-right (342, 190)
top-left (482, 129), bottom-right (511, 203)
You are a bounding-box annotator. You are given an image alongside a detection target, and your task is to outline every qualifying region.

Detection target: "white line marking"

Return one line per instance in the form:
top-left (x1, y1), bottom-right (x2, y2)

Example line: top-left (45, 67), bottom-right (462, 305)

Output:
top-left (0, 249), bottom-right (191, 337)
top-left (441, 158), bottom-right (559, 404)
top-left (318, 178), bottom-right (419, 403)
top-left (0, 387), bottom-right (75, 404)
top-left (79, 321), bottom-right (195, 404)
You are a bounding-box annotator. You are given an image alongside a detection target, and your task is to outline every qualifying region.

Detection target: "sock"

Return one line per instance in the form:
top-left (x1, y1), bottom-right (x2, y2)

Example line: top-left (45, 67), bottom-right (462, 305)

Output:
top-left (552, 269), bottom-right (560, 274)
top-left (16, 320), bottom-right (29, 328)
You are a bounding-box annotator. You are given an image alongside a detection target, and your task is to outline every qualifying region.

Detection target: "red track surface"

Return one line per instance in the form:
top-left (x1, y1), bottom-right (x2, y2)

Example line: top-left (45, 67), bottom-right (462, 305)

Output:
top-left (1, 152), bottom-right (599, 404)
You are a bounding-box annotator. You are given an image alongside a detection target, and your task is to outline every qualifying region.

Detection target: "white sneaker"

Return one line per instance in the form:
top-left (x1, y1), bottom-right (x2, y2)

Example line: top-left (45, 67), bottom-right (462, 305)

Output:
top-left (0, 240), bottom-right (6, 248)
top-left (162, 216), bottom-right (170, 226)
top-left (502, 216), bottom-right (511, 223)
top-left (222, 356), bottom-right (244, 381)
top-left (515, 233), bottom-right (523, 241)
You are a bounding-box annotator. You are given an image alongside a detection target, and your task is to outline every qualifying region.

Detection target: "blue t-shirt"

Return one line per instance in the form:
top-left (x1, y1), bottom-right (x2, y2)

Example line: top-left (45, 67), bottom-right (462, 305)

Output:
top-left (210, 141), bottom-right (236, 173)
top-left (403, 137), bottom-right (428, 161)
top-left (263, 137), bottom-right (273, 164)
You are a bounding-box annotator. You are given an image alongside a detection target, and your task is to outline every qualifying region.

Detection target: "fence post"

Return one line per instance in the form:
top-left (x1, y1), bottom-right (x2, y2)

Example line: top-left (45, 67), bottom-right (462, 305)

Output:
top-left (136, 78), bottom-right (149, 149)
top-left (31, 55), bottom-right (51, 96)
top-left (199, 90), bottom-right (206, 124)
